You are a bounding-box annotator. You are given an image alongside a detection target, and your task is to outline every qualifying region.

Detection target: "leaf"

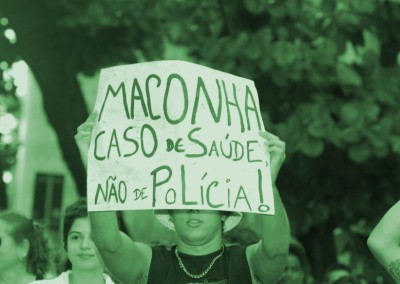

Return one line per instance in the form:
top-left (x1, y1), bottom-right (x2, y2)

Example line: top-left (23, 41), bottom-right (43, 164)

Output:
top-left (363, 128), bottom-right (387, 150)
top-left (258, 27), bottom-right (273, 49)
top-left (341, 127), bottom-right (362, 143)
top-left (306, 105), bottom-right (333, 139)
top-left (209, 20), bottom-right (223, 37)
top-left (168, 23), bottom-right (183, 42)
top-left (235, 32), bottom-right (249, 48)
top-left (350, 0), bottom-right (375, 15)
top-left (272, 41), bottom-right (297, 67)
top-left (276, 27), bottom-right (289, 41)
top-left (319, 40), bottom-right (338, 62)
top-left (362, 30), bottom-right (380, 55)
top-left (243, 36), bottom-right (262, 60)
top-left (372, 116), bottom-right (394, 135)
top-left (390, 136), bottom-right (400, 154)
top-left (336, 63), bottom-right (362, 87)
top-left (274, 118), bottom-right (303, 154)
top-left (308, 69), bottom-right (325, 85)
top-left (362, 102), bottom-right (380, 123)
top-left (307, 122), bottom-right (326, 139)
top-left (163, 40), bottom-right (191, 60)
top-left (244, 0), bottom-right (265, 15)
top-left (338, 41), bottom-right (363, 65)
top-left (360, 50), bottom-right (379, 77)
top-left (340, 102), bottom-right (362, 125)
top-left (348, 143), bottom-right (371, 163)
top-left (373, 145), bottom-right (389, 158)
top-left (337, 12), bottom-right (361, 31)
top-left (298, 135), bottom-right (324, 157)
top-left (258, 54), bottom-right (274, 72)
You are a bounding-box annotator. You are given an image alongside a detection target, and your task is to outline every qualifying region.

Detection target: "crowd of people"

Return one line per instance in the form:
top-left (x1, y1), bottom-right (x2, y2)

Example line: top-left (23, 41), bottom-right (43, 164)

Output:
top-left (0, 113), bottom-right (398, 284)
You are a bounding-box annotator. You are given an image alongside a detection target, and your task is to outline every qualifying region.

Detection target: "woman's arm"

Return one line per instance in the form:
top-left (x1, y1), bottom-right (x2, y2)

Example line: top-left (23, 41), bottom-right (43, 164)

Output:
top-left (75, 113), bottom-right (152, 284)
top-left (367, 200), bottom-right (400, 283)
top-left (246, 131), bottom-right (290, 283)
top-left (89, 211), bottom-right (151, 284)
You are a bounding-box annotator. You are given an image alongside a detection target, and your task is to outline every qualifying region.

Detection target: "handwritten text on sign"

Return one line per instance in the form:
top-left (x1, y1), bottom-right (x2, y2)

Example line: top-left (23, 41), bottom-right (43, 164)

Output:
top-left (87, 61), bottom-right (274, 214)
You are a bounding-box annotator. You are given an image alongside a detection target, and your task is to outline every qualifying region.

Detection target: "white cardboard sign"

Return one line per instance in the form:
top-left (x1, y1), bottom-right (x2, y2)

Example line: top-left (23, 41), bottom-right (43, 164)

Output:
top-left (87, 60), bottom-right (274, 214)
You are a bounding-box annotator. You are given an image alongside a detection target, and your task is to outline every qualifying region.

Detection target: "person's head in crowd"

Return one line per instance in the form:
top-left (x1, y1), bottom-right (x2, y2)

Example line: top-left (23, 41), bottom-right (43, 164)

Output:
top-left (0, 212), bottom-right (50, 283)
top-left (30, 198), bottom-right (115, 284)
top-left (62, 199), bottom-right (104, 271)
top-left (277, 238), bottom-right (310, 284)
top-left (324, 263), bottom-right (356, 284)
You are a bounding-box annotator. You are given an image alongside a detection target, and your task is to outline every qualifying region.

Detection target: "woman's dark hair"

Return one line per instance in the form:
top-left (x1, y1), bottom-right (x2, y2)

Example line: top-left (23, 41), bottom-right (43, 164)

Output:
top-left (62, 198), bottom-right (88, 250)
top-left (0, 212), bottom-right (50, 279)
top-left (289, 240), bottom-right (307, 269)
top-left (289, 238), bottom-right (312, 284)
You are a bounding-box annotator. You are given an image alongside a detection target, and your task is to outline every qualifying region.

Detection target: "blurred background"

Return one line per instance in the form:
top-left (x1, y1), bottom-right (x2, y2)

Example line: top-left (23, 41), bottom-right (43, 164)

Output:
top-left (1, 0), bottom-right (400, 282)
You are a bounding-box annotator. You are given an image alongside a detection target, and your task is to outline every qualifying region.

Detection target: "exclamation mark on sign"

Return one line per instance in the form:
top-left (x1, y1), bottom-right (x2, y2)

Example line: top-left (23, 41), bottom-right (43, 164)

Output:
top-left (258, 169), bottom-right (264, 203)
top-left (258, 169), bottom-right (270, 213)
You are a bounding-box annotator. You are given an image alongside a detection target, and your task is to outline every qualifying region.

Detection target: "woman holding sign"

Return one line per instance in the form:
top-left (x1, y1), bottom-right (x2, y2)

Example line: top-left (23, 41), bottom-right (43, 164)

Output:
top-left (75, 111), bottom-right (290, 284)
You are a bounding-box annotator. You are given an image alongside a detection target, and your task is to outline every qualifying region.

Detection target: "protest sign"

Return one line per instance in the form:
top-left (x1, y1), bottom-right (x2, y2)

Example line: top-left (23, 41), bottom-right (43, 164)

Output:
top-left (87, 60), bottom-right (274, 214)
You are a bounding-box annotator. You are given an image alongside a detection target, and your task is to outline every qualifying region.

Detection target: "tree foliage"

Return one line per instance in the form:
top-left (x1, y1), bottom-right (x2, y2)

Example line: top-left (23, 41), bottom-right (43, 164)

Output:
top-left (48, 0), bottom-right (400, 230)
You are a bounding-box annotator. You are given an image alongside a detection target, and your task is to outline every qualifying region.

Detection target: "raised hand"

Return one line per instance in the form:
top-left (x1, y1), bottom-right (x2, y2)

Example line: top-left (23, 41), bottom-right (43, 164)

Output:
top-left (74, 111), bottom-right (97, 168)
top-left (259, 131), bottom-right (286, 185)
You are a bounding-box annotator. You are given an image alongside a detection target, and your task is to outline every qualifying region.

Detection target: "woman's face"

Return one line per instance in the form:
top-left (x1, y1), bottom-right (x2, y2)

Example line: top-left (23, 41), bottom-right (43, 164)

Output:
top-left (67, 217), bottom-right (103, 272)
top-left (0, 219), bottom-right (21, 273)
top-left (170, 209), bottom-right (225, 245)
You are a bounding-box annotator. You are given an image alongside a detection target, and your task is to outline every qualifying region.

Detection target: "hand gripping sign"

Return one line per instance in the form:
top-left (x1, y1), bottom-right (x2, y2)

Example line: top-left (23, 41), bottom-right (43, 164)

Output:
top-left (87, 60), bottom-right (274, 215)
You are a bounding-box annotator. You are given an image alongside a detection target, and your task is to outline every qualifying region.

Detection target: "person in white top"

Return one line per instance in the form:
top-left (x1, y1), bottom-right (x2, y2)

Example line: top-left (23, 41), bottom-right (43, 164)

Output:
top-left (0, 212), bottom-right (50, 284)
top-left (30, 199), bottom-right (115, 284)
